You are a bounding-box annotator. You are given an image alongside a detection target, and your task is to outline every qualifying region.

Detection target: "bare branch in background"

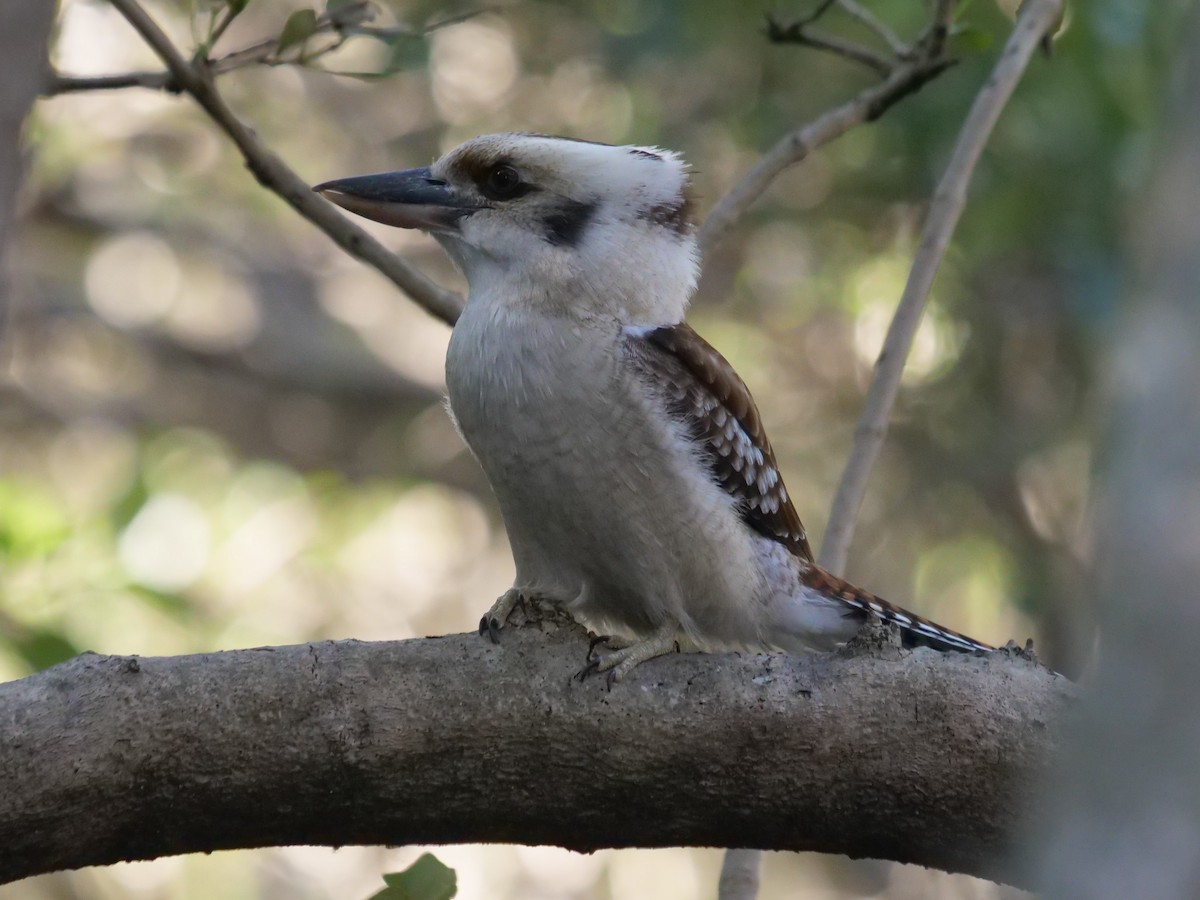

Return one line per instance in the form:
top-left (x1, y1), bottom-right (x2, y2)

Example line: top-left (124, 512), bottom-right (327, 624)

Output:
top-left (698, 4), bottom-right (957, 258)
top-left (96, 0), bottom-right (463, 326)
top-left (342, 6), bottom-right (500, 40)
top-left (820, 0), bottom-right (1065, 575)
top-left (47, 1), bottom-right (370, 93)
top-left (46, 70), bottom-right (180, 94)
top-left (765, 13), bottom-right (894, 75)
top-left (718, 851), bottom-right (764, 900)
top-left (45, 2), bottom-right (489, 95)
top-left (0, 617), bottom-right (1071, 888)
top-left (836, 0), bottom-right (910, 57)
top-left (717, 2), bottom-right (1062, 896)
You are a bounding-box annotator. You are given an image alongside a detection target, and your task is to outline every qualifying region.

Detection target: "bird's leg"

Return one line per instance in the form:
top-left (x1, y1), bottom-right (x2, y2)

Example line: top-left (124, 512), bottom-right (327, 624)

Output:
top-left (579, 621), bottom-right (681, 687)
top-left (479, 588), bottom-right (525, 644)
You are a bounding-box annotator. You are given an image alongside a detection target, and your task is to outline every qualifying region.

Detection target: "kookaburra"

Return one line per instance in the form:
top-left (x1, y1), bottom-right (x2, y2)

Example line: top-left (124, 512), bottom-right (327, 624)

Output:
top-left (315, 133), bottom-right (993, 682)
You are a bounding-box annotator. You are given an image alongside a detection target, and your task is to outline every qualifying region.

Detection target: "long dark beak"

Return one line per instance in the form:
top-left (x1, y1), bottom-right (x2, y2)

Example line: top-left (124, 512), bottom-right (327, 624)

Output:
top-left (313, 167), bottom-right (480, 231)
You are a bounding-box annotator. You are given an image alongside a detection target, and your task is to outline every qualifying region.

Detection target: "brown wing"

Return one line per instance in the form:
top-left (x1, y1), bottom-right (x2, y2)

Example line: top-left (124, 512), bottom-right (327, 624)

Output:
top-left (624, 322), bottom-right (814, 561)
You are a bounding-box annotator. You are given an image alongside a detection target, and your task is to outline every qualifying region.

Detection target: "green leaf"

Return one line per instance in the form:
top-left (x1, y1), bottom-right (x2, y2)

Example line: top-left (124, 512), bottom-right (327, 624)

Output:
top-left (368, 854), bottom-right (457, 900)
top-left (277, 9), bottom-right (319, 54)
top-left (227, 0), bottom-right (250, 13)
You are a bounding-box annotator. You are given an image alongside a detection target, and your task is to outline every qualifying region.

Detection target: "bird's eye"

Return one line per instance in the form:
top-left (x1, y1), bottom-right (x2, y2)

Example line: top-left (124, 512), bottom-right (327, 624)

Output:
top-left (482, 164), bottom-right (523, 200)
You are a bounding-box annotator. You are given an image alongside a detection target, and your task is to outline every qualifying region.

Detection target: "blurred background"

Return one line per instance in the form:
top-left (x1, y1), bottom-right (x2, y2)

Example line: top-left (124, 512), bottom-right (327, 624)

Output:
top-left (0, 0), bottom-right (1172, 897)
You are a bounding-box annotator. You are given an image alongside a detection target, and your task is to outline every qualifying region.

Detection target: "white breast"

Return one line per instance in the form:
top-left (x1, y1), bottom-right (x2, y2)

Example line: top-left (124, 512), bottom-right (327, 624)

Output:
top-left (445, 296), bottom-right (770, 646)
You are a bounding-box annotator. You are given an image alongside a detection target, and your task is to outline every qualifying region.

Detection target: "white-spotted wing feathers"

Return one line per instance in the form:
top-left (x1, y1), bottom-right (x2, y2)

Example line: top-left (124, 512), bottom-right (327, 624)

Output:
top-left (624, 321), bottom-right (993, 655)
top-left (624, 322), bottom-right (813, 561)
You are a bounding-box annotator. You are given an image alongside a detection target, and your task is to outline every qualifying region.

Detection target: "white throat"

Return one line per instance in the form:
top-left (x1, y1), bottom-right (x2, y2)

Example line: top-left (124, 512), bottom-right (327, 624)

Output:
top-left (440, 217), bottom-right (697, 325)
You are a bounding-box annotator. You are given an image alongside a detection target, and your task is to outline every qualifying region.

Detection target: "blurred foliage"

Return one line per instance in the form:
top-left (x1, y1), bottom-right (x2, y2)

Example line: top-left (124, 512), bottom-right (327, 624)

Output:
top-left (368, 853), bottom-right (457, 900)
top-left (2, 0), bottom-right (1188, 897)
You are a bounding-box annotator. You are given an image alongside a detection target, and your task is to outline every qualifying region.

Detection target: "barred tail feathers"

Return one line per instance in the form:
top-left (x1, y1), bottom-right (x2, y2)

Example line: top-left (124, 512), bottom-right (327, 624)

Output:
top-left (803, 564), bottom-right (993, 654)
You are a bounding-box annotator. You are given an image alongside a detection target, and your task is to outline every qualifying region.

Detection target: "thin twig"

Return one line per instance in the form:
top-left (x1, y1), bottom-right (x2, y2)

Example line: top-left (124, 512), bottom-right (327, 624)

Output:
top-left (204, 2), bottom-right (241, 53)
top-left (54, 25), bottom-right (359, 91)
top-left (933, 0), bottom-right (959, 32)
top-left (836, 0), bottom-right (908, 56)
top-left (44, 2), bottom-right (484, 97)
top-left (102, 0), bottom-right (462, 325)
top-left (797, 0), bottom-right (841, 26)
top-left (697, 46), bottom-right (953, 257)
top-left (47, 35), bottom-right (284, 94)
top-left (819, 0), bottom-right (1064, 574)
top-left (348, 5), bottom-right (501, 38)
top-left (46, 70), bottom-right (178, 93)
top-left (766, 15), bottom-right (895, 75)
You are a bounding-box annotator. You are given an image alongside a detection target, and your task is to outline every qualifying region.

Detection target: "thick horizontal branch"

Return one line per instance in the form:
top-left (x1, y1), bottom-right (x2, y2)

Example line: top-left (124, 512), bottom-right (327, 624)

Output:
top-left (0, 612), bottom-right (1072, 887)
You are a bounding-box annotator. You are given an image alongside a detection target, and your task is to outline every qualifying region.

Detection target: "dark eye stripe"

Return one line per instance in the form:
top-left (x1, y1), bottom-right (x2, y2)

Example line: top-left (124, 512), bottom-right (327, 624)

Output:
top-left (542, 198), bottom-right (597, 247)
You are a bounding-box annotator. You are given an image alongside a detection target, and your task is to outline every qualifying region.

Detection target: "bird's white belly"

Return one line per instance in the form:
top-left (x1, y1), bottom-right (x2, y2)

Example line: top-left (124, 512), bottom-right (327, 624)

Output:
top-left (445, 304), bottom-right (764, 642)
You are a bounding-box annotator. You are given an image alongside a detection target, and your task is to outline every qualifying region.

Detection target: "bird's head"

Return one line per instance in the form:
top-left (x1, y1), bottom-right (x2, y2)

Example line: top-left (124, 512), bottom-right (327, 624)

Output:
top-left (315, 133), bottom-right (699, 323)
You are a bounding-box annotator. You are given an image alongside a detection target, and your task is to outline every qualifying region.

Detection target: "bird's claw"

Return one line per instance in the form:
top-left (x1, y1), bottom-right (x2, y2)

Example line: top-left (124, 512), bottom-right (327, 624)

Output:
top-left (573, 655), bottom-right (620, 692)
top-left (478, 588), bottom-right (525, 644)
top-left (576, 657), bottom-right (601, 682)
top-left (479, 614), bottom-right (503, 644)
top-left (576, 625), bottom-right (680, 687)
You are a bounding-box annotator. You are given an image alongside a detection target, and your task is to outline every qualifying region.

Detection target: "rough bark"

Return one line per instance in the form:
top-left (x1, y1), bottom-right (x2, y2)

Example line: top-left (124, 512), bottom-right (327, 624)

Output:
top-left (0, 611), bottom-right (1071, 888)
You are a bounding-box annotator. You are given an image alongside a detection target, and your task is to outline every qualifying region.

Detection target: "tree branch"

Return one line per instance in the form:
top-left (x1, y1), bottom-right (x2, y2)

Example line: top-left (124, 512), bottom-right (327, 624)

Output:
top-left (45, 4), bottom-right (488, 96)
top-left (45, 9), bottom-right (360, 95)
top-left (835, 0), bottom-right (909, 58)
top-left (697, 15), bottom-right (955, 257)
top-left (0, 614), bottom-right (1071, 888)
top-left (46, 70), bottom-right (181, 94)
top-left (820, 0), bottom-right (1064, 574)
top-left (101, 0), bottom-right (464, 326)
top-left (765, 14), bottom-right (894, 75)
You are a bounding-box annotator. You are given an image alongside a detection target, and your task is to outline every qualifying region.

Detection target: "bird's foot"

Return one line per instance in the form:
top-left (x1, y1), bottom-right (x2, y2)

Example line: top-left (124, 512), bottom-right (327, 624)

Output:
top-left (578, 623), bottom-right (680, 688)
top-left (479, 588), bottom-right (526, 644)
